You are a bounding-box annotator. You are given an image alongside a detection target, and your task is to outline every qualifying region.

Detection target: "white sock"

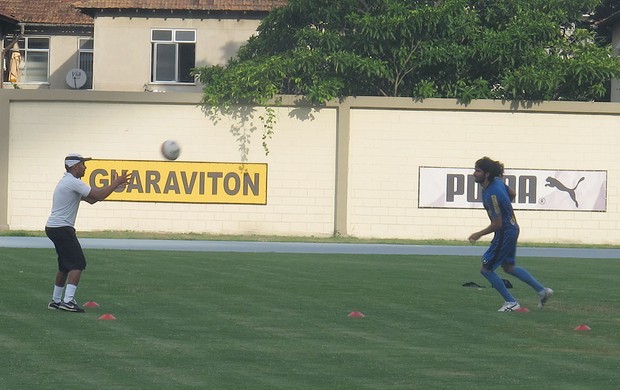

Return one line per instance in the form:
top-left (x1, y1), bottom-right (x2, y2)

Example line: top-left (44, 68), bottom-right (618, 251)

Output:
top-left (52, 285), bottom-right (63, 303)
top-left (63, 284), bottom-right (78, 303)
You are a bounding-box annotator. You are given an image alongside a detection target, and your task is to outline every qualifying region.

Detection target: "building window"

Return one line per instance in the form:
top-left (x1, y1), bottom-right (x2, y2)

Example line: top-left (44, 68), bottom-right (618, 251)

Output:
top-left (3, 36), bottom-right (50, 83)
top-left (78, 38), bottom-right (94, 89)
top-left (151, 29), bottom-right (196, 83)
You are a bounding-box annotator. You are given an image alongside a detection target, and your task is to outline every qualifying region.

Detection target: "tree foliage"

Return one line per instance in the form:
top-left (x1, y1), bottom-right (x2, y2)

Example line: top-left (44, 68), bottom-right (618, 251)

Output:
top-left (193, 0), bottom-right (620, 106)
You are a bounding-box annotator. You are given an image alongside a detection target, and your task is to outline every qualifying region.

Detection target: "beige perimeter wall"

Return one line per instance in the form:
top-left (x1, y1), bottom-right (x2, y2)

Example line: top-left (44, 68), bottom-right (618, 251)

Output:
top-left (1, 90), bottom-right (620, 245)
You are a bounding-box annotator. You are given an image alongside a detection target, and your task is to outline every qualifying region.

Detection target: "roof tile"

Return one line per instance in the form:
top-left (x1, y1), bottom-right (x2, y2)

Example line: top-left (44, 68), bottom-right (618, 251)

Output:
top-left (0, 0), bottom-right (93, 25)
top-left (74, 1), bottom-right (287, 12)
top-left (0, 0), bottom-right (287, 25)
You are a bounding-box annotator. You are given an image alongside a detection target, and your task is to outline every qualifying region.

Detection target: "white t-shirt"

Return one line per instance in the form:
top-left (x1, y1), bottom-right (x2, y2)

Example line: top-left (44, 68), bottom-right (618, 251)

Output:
top-left (46, 172), bottom-right (92, 228)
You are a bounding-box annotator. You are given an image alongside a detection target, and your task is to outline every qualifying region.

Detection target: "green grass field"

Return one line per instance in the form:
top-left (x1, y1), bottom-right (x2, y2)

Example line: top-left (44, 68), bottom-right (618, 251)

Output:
top-left (1, 248), bottom-right (619, 389)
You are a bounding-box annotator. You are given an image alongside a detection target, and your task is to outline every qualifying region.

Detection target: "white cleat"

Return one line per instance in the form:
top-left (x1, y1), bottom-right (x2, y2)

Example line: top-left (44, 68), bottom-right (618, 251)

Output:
top-left (498, 301), bottom-right (521, 312)
top-left (538, 288), bottom-right (554, 308)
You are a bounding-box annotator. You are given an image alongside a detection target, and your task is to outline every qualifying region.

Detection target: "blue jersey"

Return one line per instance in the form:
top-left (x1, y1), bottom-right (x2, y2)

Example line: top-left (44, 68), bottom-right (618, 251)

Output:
top-left (481, 178), bottom-right (519, 269)
top-left (482, 178), bottom-right (518, 233)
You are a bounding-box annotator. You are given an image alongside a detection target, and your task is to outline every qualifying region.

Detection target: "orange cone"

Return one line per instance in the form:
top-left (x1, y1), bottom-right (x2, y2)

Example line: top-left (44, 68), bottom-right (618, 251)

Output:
top-left (574, 324), bottom-right (591, 331)
top-left (83, 301), bottom-right (100, 307)
top-left (515, 307), bottom-right (529, 312)
top-left (98, 313), bottom-right (116, 321)
top-left (348, 311), bottom-right (365, 318)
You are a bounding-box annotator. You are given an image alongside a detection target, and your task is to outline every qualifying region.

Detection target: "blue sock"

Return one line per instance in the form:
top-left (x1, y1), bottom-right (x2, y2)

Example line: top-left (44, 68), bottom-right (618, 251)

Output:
top-left (506, 266), bottom-right (544, 293)
top-left (481, 270), bottom-right (516, 302)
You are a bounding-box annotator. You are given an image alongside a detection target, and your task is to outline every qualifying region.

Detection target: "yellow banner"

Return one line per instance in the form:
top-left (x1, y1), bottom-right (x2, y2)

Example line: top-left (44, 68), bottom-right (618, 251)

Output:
top-left (83, 160), bottom-right (267, 204)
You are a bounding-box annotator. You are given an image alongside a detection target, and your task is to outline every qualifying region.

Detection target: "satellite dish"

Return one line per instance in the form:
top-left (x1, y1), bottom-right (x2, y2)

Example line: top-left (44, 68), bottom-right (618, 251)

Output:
top-left (66, 68), bottom-right (87, 89)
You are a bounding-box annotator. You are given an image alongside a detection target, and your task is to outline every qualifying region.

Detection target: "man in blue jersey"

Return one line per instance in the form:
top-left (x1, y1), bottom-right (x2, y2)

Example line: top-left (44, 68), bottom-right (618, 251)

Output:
top-left (46, 154), bottom-right (129, 313)
top-left (468, 157), bottom-right (553, 312)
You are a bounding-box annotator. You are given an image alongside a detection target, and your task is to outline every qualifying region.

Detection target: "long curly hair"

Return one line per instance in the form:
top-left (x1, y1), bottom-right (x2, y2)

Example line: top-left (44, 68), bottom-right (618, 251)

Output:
top-left (475, 157), bottom-right (504, 179)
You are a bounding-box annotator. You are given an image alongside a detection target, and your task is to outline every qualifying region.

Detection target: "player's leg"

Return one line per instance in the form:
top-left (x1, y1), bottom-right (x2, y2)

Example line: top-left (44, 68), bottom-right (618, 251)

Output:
top-left (500, 228), bottom-right (553, 308)
top-left (48, 270), bottom-right (67, 309)
top-left (480, 238), bottom-right (519, 311)
top-left (46, 227), bottom-right (68, 310)
top-left (480, 267), bottom-right (519, 310)
top-left (63, 269), bottom-right (83, 303)
top-left (49, 227), bottom-right (86, 312)
top-left (503, 264), bottom-right (553, 308)
top-left (503, 263), bottom-right (544, 291)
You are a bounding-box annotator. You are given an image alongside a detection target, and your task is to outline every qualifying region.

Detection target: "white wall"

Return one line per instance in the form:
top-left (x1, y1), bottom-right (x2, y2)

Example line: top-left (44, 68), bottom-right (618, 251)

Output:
top-left (2, 90), bottom-right (620, 244)
top-left (4, 92), bottom-right (336, 236)
top-left (347, 107), bottom-right (620, 243)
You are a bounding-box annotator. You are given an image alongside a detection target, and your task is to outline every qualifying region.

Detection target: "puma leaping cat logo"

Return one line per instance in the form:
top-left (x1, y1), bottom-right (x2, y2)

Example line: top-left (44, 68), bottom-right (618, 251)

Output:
top-left (545, 177), bottom-right (585, 207)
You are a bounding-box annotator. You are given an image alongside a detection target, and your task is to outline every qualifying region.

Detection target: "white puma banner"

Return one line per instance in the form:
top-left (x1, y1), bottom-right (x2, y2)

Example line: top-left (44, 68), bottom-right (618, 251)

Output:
top-left (418, 167), bottom-right (607, 211)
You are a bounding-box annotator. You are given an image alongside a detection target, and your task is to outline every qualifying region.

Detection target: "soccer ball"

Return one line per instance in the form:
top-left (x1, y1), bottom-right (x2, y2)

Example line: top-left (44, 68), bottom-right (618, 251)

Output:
top-left (161, 140), bottom-right (181, 160)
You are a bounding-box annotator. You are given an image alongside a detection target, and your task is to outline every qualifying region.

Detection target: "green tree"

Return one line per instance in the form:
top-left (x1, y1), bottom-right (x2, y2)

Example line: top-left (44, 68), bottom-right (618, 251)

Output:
top-left (194, 0), bottom-right (620, 105)
top-left (194, 0), bottom-right (620, 157)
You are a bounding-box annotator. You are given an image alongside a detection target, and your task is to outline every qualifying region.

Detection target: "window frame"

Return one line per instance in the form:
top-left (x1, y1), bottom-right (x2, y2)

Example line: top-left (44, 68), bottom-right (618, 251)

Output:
top-left (77, 37), bottom-right (94, 89)
top-left (150, 28), bottom-right (196, 84)
top-left (3, 35), bottom-right (50, 84)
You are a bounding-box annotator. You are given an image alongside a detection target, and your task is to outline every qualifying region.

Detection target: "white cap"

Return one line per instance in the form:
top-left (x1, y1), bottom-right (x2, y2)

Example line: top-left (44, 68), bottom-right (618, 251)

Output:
top-left (64, 153), bottom-right (91, 168)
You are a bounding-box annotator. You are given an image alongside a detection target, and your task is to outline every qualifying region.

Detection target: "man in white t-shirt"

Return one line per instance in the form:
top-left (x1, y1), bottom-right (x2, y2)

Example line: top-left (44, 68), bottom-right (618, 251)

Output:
top-left (45, 153), bottom-right (129, 312)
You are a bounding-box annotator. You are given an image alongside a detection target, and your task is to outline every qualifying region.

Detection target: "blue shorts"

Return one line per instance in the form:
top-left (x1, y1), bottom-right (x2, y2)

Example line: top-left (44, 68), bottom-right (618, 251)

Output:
top-left (481, 228), bottom-right (519, 271)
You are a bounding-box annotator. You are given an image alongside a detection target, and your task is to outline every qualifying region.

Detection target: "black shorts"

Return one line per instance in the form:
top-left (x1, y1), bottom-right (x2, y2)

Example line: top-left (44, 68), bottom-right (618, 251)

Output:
top-left (45, 226), bottom-right (87, 272)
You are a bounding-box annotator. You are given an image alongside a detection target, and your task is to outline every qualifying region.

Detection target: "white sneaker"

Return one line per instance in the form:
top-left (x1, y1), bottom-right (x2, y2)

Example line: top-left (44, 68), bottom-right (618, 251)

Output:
top-left (538, 288), bottom-right (554, 308)
top-left (498, 301), bottom-right (521, 312)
